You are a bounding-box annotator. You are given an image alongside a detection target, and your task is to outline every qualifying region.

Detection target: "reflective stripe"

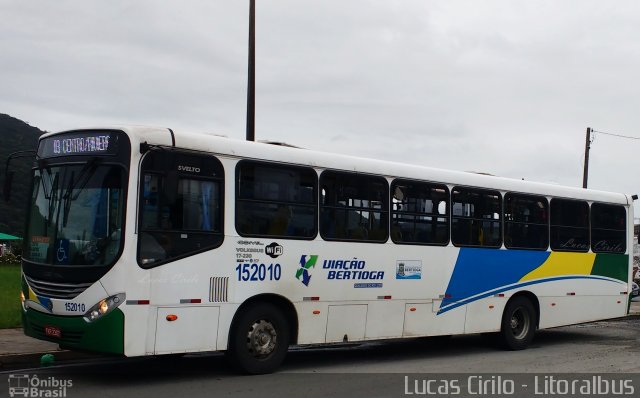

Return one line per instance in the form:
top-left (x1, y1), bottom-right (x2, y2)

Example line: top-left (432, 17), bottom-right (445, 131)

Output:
top-left (126, 300), bottom-right (150, 305)
top-left (180, 299), bottom-right (202, 304)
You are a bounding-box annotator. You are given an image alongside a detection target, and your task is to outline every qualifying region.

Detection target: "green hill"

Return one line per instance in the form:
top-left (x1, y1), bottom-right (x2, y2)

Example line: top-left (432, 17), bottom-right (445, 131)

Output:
top-left (0, 114), bottom-right (46, 239)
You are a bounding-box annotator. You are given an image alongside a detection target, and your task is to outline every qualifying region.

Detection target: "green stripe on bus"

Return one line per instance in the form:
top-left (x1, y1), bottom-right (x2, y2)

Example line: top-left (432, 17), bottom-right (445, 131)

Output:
top-left (22, 307), bottom-right (124, 355)
top-left (591, 253), bottom-right (629, 282)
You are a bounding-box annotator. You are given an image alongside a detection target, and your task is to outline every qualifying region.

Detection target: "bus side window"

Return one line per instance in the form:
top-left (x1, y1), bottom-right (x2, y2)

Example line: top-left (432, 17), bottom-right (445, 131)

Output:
top-left (138, 151), bottom-right (224, 267)
top-left (504, 193), bottom-right (548, 250)
top-left (591, 203), bottom-right (626, 253)
top-left (236, 161), bottom-right (317, 239)
top-left (550, 198), bottom-right (589, 252)
top-left (390, 179), bottom-right (449, 246)
top-left (319, 171), bottom-right (389, 243)
top-left (451, 187), bottom-right (501, 248)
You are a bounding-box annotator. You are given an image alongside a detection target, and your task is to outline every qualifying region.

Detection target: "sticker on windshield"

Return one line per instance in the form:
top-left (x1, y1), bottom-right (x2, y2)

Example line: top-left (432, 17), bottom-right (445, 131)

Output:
top-left (30, 236), bottom-right (50, 262)
top-left (54, 239), bottom-right (70, 265)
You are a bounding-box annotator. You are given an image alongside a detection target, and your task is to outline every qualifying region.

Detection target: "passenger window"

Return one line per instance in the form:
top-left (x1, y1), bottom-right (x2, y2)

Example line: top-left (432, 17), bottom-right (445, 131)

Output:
top-left (138, 151), bottom-right (224, 267)
top-left (504, 193), bottom-right (549, 250)
top-left (320, 171), bottom-right (388, 242)
top-left (550, 198), bottom-right (589, 252)
top-left (451, 187), bottom-right (501, 247)
top-left (236, 161), bottom-right (317, 239)
top-left (591, 203), bottom-right (626, 253)
top-left (391, 179), bottom-right (449, 245)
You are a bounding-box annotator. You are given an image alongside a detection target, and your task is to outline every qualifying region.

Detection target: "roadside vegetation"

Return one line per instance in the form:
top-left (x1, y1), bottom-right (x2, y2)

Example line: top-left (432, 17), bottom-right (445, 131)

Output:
top-left (0, 264), bottom-right (22, 328)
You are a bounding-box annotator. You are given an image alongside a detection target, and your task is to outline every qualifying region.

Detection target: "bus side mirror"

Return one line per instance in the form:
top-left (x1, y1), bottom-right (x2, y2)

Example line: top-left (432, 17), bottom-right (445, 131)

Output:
top-left (3, 171), bottom-right (14, 202)
top-left (164, 171), bottom-right (178, 205)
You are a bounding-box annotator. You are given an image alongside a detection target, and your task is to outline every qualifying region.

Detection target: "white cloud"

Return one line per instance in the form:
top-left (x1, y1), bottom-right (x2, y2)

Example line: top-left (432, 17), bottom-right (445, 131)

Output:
top-left (2, 0), bottom-right (640, 210)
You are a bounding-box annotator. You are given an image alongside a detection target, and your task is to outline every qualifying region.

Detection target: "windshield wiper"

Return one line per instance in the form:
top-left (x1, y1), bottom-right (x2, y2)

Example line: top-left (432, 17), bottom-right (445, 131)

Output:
top-left (62, 170), bottom-right (75, 228)
top-left (47, 173), bottom-right (59, 227)
top-left (38, 159), bottom-right (54, 200)
top-left (70, 158), bottom-right (101, 200)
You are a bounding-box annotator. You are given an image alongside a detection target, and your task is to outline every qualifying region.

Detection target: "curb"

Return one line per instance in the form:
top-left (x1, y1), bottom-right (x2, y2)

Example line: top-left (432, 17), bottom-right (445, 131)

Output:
top-left (0, 350), bottom-right (100, 370)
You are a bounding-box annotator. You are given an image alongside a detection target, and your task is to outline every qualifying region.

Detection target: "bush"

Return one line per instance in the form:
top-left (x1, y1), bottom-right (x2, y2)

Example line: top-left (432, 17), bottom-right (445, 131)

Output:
top-left (0, 252), bottom-right (21, 265)
top-left (11, 241), bottom-right (23, 257)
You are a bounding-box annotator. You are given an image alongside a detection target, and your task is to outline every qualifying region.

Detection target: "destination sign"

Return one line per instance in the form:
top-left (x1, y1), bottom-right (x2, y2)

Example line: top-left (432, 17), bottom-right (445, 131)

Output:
top-left (38, 132), bottom-right (119, 158)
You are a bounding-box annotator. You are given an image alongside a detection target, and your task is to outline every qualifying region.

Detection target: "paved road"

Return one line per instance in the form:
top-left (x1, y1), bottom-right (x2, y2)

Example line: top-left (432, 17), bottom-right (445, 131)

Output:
top-left (1, 317), bottom-right (639, 398)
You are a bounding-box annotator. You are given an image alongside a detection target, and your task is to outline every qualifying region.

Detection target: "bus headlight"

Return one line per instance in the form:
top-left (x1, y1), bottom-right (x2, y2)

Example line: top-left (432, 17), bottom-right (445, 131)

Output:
top-left (83, 293), bottom-right (125, 323)
top-left (20, 291), bottom-right (26, 311)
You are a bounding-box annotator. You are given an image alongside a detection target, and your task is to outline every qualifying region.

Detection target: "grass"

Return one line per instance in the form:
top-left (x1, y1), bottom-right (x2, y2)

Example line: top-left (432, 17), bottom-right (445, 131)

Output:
top-left (0, 264), bottom-right (22, 328)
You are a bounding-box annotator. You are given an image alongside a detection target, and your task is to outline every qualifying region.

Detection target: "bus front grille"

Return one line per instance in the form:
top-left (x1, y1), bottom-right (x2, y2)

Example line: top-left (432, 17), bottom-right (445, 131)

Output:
top-left (25, 275), bottom-right (93, 300)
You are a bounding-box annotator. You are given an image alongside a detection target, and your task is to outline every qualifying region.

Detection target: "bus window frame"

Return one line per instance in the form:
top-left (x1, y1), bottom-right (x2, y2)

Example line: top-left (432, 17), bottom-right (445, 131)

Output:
top-left (136, 149), bottom-right (225, 269)
top-left (590, 202), bottom-right (627, 254)
top-left (235, 160), bottom-right (318, 240)
top-left (319, 169), bottom-right (389, 243)
top-left (503, 192), bottom-right (549, 251)
top-left (549, 197), bottom-right (590, 253)
top-left (22, 130), bottom-right (132, 284)
top-left (390, 178), bottom-right (450, 246)
top-left (450, 185), bottom-right (502, 249)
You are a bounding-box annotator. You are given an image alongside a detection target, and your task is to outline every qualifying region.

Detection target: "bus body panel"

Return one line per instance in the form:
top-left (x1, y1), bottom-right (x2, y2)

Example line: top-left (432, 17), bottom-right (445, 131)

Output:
top-left (20, 126), bottom-right (634, 363)
top-left (154, 305), bottom-right (220, 354)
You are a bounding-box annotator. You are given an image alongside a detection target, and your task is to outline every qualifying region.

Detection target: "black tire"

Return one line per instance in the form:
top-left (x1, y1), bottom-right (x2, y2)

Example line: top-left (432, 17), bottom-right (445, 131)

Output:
top-left (227, 303), bottom-right (290, 374)
top-left (500, 296), bottom-right (536, 350)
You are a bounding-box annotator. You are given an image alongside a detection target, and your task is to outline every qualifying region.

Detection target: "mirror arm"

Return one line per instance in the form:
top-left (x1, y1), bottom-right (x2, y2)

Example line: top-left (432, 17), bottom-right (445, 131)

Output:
top-left (3, 150), bottom-right (36, 202)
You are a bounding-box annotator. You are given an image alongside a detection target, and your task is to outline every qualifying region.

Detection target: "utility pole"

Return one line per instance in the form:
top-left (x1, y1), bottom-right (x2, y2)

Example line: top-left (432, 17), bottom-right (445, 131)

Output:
top-left (246, 0), bottom-right (256, 141)
top-left (582, 127), bottom-right (591, 188)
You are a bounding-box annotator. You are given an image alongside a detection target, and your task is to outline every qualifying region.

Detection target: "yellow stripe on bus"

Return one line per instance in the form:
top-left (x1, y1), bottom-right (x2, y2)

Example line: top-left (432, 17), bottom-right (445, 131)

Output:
top-left (520, 252), bottom-right (596, 282)
top-left (28, 286), bottom-right (38, 302)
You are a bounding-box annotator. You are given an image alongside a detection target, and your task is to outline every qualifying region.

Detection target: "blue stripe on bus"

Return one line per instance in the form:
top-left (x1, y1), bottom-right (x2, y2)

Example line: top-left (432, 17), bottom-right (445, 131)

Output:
top-left (436, 275), bottom-right (624, 315)
top-left (441, 248), bottom-right (550, 309)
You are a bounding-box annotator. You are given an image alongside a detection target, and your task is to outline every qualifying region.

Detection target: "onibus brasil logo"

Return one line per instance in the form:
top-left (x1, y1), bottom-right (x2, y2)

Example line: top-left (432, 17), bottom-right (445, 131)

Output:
top-left (296, 255), bottom-right (318, 286)
top-left (8, 374), bottom-right (72, 397)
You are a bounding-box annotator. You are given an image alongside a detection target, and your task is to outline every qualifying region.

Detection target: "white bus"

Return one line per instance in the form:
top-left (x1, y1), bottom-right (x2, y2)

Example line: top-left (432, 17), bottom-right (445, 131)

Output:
top-left (18, 126), bottom-right (634, 374)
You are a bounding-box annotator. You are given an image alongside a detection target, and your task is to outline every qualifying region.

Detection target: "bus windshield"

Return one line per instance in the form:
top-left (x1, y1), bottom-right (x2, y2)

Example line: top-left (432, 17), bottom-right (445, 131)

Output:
top-left (24, 163), bottom-right (126, 266)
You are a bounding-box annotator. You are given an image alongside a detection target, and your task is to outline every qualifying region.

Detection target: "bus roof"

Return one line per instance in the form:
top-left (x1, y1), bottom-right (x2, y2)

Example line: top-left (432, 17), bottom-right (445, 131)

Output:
top-left (50, 125), bottom-right (631, 206)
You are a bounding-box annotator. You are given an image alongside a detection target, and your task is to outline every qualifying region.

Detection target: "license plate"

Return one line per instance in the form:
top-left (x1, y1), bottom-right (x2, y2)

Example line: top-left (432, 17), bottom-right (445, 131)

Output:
top-left (44, 325), bottom-right (61, 338)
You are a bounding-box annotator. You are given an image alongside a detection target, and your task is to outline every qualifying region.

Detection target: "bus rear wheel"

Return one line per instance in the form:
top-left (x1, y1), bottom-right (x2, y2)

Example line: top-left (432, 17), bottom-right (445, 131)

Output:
top-left (500, 296), bottom-right (536, 350)
top-left (228, 303), bottom-right (290, 374)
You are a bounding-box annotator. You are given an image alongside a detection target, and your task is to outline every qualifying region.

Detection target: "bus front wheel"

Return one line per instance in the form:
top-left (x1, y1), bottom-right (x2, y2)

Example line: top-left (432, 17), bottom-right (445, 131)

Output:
top-left (228, 303), bottom-right (290, 374)
top-left (500, 296), bottom-right (536, 350)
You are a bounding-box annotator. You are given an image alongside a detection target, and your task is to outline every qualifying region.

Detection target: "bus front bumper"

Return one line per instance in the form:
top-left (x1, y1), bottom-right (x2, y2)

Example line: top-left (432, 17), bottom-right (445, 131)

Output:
top-left (22, 307), bottom-right (124, 355)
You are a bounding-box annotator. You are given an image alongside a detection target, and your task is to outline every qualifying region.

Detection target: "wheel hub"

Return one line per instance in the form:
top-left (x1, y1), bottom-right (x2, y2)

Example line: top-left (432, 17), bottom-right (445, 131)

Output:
top-left (510, 308), bottom-right (529, 339)
top-left (247, 320), bottom-right (277, 357)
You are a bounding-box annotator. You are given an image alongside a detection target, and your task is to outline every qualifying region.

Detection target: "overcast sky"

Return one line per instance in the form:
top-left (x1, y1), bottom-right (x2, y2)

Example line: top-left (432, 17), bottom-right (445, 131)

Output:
top-left (2, 0), bottom-right (640, 211)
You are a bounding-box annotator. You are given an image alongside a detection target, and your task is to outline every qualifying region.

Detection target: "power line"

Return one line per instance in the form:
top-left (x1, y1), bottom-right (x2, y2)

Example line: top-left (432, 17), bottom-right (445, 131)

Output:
top-left (582, 127), bottom-right (640, 189)
top-left (592, 129), bottom-right (640, 140)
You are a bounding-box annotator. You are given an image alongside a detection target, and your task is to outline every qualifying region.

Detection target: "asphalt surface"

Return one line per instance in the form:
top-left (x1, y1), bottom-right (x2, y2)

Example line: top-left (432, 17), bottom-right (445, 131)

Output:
top-left (1, 315), bottom-right (639, 398)
top-left (1, 299), bottom-right (638, 398)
